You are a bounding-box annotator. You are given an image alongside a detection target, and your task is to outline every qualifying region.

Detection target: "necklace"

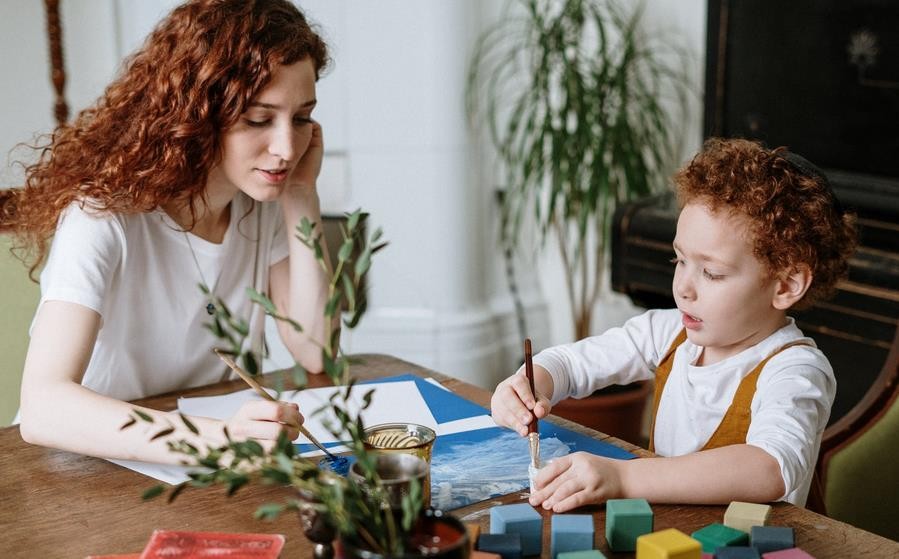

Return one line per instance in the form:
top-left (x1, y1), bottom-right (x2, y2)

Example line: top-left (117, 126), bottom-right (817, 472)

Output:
top-left (184, 232), bottom-right (222, 315)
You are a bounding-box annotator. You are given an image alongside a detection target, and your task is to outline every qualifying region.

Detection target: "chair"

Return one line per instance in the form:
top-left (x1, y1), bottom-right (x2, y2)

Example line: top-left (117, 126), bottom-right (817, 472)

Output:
top-left (0, 233), bottom-right (40, 425)
top-left (812, 324), bottom-right (899, 541)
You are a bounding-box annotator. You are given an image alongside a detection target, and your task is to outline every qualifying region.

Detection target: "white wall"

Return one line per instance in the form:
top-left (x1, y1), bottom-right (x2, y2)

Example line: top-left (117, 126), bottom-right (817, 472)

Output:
top-left (1, 0), bottom-right (706, 393)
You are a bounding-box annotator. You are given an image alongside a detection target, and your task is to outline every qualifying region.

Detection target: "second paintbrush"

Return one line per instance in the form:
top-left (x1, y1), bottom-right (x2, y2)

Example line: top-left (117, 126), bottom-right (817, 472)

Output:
top-left (524, 338), bottom-right (540, 469)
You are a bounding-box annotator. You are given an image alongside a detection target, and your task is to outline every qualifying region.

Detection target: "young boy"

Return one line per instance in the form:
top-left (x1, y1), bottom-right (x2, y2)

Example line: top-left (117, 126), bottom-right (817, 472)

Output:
top-left (491, 138), bottom-right (857, 511)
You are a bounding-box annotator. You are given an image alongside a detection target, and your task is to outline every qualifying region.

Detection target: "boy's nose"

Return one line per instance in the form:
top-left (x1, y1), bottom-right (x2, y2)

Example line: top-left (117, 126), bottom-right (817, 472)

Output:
top-left (673, 275), bottom-right (695, 301)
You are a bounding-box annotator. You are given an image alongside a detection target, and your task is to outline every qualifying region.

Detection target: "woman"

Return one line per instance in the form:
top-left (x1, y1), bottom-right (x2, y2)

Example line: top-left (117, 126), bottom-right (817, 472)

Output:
top-left (8, 0), bottom-right (331, 463)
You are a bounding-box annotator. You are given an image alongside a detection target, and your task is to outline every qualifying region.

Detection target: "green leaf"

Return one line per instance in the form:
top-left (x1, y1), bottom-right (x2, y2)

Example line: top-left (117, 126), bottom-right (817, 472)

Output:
top-left (142, 485), bottom-right (166, 500)
top-left (179, 413), bottom-right (199, 435)
top-left (338, 237), bottom-right (354, 263)
top-left (242, 352), bottom-right (259, 376)
top-left (247, 288), bottom-right (278, 315)
top-left (150, 427), bottom-right (175, 441)
top-left (255, 503), bottom-right (286, 520)
top-left (133, 410), bottom-right (154, 423)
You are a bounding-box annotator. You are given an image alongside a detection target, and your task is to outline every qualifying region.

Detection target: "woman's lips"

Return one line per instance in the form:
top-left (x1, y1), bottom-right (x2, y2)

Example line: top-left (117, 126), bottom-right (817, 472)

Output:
top-left (257, 168), bottom-right (288, 184)
top-left (682, 312), bottom-right (702, 329)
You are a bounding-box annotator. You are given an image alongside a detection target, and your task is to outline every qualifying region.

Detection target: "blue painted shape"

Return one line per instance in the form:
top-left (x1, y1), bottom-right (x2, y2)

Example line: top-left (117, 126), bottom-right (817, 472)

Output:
top-left (750, 526), bottom-right (794, 554)
top-left (605, 498), bottom-right (653, 552)
top-left (715, 546), bottom-right (761, 559)
top-left (490, 503), bottom-right (543, 556)
top-left (551, 514), bottom-right (594, 558)
top-left (478, 533), bottom-right (523, 559)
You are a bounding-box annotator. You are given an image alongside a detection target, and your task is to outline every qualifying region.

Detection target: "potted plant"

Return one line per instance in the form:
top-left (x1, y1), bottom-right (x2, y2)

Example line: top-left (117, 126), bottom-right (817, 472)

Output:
top-left (125, 211), bottom-right (469, 558)
top-left (466, 0), bottom-right (691, 443)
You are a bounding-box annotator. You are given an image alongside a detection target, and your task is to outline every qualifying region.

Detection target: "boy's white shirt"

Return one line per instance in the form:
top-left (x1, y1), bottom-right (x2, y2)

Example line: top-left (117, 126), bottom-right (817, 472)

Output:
top-left (533, 308), bottom-right (835, 506)
top-left (34, 193), bottom-right (289, 402)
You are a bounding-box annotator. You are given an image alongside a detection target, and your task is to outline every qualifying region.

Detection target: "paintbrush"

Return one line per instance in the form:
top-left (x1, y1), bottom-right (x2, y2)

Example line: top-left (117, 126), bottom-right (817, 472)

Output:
top-left (524, 338), bottom-right (541, 469)
top-left (213, 348), bottom-right (338, 460)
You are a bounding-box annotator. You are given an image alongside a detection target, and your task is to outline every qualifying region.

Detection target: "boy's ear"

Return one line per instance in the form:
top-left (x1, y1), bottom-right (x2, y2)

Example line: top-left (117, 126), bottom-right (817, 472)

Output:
top-left (772, 265), bottom-right (812, 310)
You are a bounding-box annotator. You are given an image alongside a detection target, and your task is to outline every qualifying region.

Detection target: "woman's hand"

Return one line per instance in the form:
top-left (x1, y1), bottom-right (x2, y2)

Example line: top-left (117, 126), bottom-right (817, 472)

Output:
top-left (490, 369), bottom-right (552, 436)
top-left (285, 120), bottom-right (323, 197)
top-left (529, 452), bottom-right (625, 512)
top-left (225, 400), bottom-right (303, 443)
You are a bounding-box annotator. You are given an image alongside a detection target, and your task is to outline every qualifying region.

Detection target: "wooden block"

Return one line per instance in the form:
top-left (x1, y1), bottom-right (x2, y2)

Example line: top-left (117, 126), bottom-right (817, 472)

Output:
top-left (557, 550), bottom-right (607, 559)
top-left (635, 528), bottom-right (701, 559)
top-left (690, 523), bottom-right (748, 553)
top-left (606, 498), bottom-right (654, 552)
top-left (723, 502), bottom-right (772, 533)
top-left (490, 503), bottom-right (543, 556)
top-left (751, 526), bottom-right (795, 554)
top-left (761, 548), bottom-right (816, 559)
top-left (714, 547), bottom-right (761, 559)
top-left (478, 533), bottom-right (522, 559)
top-left (551, 514), bottom-right (594, 558)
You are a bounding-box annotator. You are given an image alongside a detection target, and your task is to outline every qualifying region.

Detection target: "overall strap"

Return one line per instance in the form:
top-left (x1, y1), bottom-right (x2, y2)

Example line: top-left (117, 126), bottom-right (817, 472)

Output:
top-left (700, 340), bottom-right (810, 451)
top-left (648, 328), bottom-right (688, 453)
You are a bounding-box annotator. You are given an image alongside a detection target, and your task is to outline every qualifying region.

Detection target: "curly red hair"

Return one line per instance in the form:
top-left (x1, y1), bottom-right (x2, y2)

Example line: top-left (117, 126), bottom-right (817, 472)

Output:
top-left (674, 137), bottom-right (857, 309)
top-left (6, 0), bottom-right (328, 275)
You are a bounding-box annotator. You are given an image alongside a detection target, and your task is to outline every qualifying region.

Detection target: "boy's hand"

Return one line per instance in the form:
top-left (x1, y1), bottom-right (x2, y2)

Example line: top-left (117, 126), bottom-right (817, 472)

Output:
top-left (226, 400), bottom-right (303, 443)
top-left (491, 369), bottom-right (552, 436)
top-left (528, 452), bottom-right (624, 512)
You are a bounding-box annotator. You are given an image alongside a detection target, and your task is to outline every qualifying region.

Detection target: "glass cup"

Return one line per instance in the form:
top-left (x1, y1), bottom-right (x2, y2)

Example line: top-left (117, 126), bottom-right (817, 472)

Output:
top-left (350, 452), bottom-right (430, 510)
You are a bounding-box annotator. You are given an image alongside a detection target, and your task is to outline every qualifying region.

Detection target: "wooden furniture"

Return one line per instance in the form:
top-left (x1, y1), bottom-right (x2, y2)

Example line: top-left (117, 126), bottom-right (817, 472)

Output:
top-left (1, 354), bottom-right (897, 558)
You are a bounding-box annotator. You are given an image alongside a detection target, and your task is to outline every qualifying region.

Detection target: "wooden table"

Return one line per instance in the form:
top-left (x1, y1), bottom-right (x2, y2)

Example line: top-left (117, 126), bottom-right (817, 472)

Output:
top-left (1, 354), bottom-right (896, 558)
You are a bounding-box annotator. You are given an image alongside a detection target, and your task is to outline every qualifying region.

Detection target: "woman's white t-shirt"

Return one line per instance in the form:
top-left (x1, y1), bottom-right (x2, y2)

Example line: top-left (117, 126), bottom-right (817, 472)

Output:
top-left (36, 193), bottom-right (289, 401)
top-left (532, 308), bottom-right (836, 506)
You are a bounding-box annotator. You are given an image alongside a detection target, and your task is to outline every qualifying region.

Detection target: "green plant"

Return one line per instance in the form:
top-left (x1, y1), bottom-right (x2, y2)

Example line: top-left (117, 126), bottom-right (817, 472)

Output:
top-left (466, 0), bottom-right (691, 339)
top-left (123, 211), bottom-right (422, 555)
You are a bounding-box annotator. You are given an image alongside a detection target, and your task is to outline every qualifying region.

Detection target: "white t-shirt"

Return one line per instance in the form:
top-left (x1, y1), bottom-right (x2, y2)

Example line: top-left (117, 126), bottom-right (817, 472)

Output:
top-left (35, 193), bottom-right (289, 402)
top-left (533, 308), bottom-right (835, 506)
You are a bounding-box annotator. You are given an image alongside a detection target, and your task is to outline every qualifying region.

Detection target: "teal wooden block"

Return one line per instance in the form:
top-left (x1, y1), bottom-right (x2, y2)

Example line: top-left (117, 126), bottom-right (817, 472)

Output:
top-left (690, 523), bottom-right (748, 553)
top-left (550, 514), bottom-right (594, 558)
top-left (557, 550), bottom-right (606, 559)
top-left (750, 526), bottom-right (794, 555)
top-left (478, 533), bottom-right (522, 559)
top-left (605, 498), bottom-right (653, 552)
top-left (715, 546), bottom-right (761, 559)
top-left (490, 503), bottom-right (543, 556)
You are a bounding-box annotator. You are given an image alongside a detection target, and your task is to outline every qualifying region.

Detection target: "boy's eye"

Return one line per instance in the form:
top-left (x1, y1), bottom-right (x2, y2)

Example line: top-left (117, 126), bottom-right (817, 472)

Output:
top-left (703, 269), bottom-right (725, 281)
top-left (244, 118), bottom-right (270, 127)
top-left (669, 256), bottom-right (682, 266)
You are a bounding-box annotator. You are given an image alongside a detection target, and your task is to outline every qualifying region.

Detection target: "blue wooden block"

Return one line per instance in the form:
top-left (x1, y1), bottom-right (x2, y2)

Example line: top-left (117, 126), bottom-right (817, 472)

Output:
top-left (750, 526), bottom-right (795, 555)
top-left (550, 514), bottom-right (594, 558)
top-left (478, 533), bottom-right (523, 559)
top-left (605, 498), bottom-right (654, 552)
top-left (715, 546), bottom-right (761, 559)
top-left (490, 503), bottom-right (543, 556)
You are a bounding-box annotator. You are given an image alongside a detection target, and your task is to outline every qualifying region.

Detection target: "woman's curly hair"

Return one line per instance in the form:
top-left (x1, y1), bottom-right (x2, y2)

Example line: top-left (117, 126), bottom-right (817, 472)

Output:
top-left (674, 137), bottom-right (858, 309)
top-left (5, 0), bottom-right (328, 275)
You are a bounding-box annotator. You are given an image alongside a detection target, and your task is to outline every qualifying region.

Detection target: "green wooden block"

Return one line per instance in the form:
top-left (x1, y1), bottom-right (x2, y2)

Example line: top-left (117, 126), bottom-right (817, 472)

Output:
top-left (557, 550), bottom-right (607, 559)
top-left (605, 498), bottom-right (653, 552)
top-left (691, 523), bottom-right (748, 553)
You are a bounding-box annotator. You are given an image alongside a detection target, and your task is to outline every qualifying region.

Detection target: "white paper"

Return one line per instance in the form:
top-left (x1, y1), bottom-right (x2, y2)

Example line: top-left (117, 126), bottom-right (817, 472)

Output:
top-left (113, 378), bottom-right (491, 485)
top-left (177, 380), bottom-right (438, 444)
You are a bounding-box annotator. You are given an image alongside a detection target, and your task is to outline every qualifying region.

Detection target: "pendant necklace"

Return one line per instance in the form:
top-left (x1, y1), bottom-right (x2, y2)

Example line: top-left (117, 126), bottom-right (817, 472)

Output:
top-left (184, 232), bottom-right (223, 315)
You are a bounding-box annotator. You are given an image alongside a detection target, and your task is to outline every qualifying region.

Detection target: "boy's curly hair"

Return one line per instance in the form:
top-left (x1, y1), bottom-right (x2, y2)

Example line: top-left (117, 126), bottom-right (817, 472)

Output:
top-left (673, 137), bottom-right (857, 309)
top-left (5, 0), bottom-right (328, 276)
